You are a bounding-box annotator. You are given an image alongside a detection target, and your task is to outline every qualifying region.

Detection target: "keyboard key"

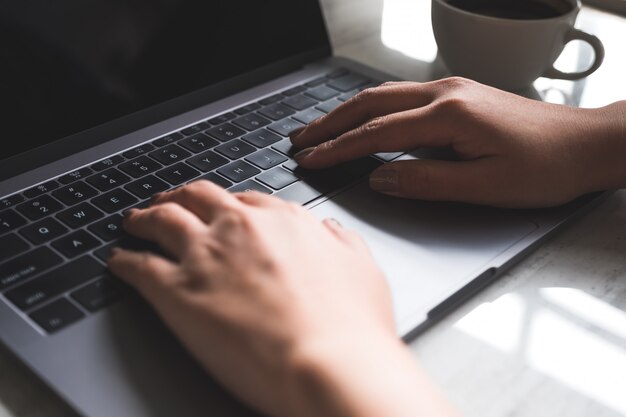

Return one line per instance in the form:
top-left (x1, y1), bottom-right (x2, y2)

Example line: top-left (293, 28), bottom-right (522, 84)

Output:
top-left (122, 143), bottom-right (156, 159)
top-left (125, 175), bottom-right (170, 199)
top-left (375, 152), bottom-right (404, 162)
top-left (259, 103), bottom-right (295, 121)
top-left (282, 86), bottom-right (307, 96)
top-left (308, 157), bottom-right (382, 192)
top-left (178, 133), bottom-right (219, 153)
top-left (316, 99), bottom-right (342, 114)
top-left (187, 151), bottom-right (229, 172)
top-left (293, 108), bottom-right (325, 125)
top-left (0, 247), bottom-right (63, 290)
top-left (242, 129), bottom-right (282, 148)
top-left (71, 278), bottom-right (121, 312)
top-left (0, 209), bottom-right (27, 234)
top-left (217, 161), bottom-right (261, 183)
top-left (53, 182), bottom-right (98, 206)
top-left (282, 94), bottom-right (318, 111)
top-left (256, 168), bottom-right (299, 190)
top-left (214, 139), bottom-right (256, 160)
top-left (0, 234), bottom-right (30, 262)
top-left (149, 144), bottom-right (191, 166)
top-left (56, 202), bottom-right (104, 228)
top-left (234, 103), bottom-right (262, 115)
top-left (157, 163), bottom-right (200, 185)
top-left (258, 94), bottom-right (284, 105)
top-left (92, 189), bottom-right (138, 213)
top-left (206, 123), bottom-right (247, 142)
top-left (327, 68), bottom-right (349, 78)
top-left (88, 215), bottom-right (124, 241)
top-left (245, 149), bottom-right (288, 170)
top-left (305, 77), bottom-right (327, 87)
top-left (208, 112), bottom-right (237, 125)
top-left (1, 194), bottom-right (25, 209)
top-left (232, 113), bottom-right (271, 131)
top-left (274, 182), bottom-right (324, 205)
top-left (338, 89), bottom-right (360, 102)
top-left (52, 230), bottom-right (101, 258)
top-left (268, 119), bottom-right (305, 137)
top-left (193, 173), bottom-right (232, 189)
top-left (181, 121), bottom-right (210, 136)
top-left (271, 139), bottom-right (297, 157)
top-left (306, 85), bottom-right (340, 101)
top-left (16, 195), bottom-right (64, 221)
top-left (282, 159), bottom-right (314, 178)
top-left (58, 168), bottom-right (94, 184)
top-left (5, 255), bottom-right (105, 310)
top-left (229, 180), bottom-right (272, 194)
top-left (19, 217), bottom-right (68, 244)
top-left (30, 298), bottom-right (85, 333)
top-left (152, 132), bottom-right (183, 147)
top-left (86, 168), bottom-right (131, 192)
top-left (24, 180), bottom-right (60, 198)
top-left (94, 237), bottom-right (159, 263)
top-left (327, 74), bottom-right (370, 92)
top-left (119, 156), bottom-right (162, 178)
top-left (91, 155), bottom-right (125, 171)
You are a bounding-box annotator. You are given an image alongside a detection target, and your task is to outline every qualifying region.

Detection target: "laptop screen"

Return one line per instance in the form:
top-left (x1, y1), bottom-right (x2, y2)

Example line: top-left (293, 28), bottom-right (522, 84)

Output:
top-left (1, 1), bottom-right (329, 163)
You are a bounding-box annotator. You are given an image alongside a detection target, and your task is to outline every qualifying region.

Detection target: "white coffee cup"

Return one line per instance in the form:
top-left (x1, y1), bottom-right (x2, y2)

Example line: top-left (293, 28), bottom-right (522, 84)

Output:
top-left (431, 0), bottom-right (605, 91)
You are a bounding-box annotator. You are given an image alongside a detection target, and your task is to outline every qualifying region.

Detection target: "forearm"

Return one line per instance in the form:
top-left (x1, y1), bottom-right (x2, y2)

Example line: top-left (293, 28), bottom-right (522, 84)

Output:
top-left (285, 334), bottom-right (462, 417)
top-left (583, 100), bottom-right (626, 192)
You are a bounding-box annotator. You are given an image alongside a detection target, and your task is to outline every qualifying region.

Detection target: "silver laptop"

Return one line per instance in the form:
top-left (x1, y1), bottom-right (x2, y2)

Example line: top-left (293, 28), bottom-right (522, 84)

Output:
top-left (0, 1), bottom-right (604, 416)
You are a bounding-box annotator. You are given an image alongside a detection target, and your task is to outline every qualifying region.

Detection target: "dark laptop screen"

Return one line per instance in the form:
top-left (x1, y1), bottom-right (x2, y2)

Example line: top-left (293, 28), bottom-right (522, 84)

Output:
top-left (0, 1), bottom-right (329, 162)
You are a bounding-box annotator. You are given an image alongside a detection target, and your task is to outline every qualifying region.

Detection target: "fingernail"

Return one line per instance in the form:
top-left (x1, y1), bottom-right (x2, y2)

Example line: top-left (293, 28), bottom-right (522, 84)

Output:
top-left (289, 127), bottom-right (306, 141)
top-left (294, 147), bottom-right (316, 161)
top-left (369, 169), bottom-right (399, 193)
top-left (327, 218), bottom-right (343, 228)
top-left (124, 208), bottom-right (139, 218)
top-left (150, 192), bottom-right (164, 205)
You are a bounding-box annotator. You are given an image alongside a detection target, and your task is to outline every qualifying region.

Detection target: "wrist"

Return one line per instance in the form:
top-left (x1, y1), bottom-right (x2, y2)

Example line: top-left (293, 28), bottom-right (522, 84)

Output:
top-left (579, 101), bottom-right (626, 192)
top-left (283, 331), bottom-right (461, 417)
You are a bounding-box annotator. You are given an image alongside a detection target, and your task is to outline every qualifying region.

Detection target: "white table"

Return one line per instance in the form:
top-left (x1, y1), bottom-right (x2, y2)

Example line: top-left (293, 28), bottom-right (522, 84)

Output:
top-left (2, 2), bottom-right (625, 417)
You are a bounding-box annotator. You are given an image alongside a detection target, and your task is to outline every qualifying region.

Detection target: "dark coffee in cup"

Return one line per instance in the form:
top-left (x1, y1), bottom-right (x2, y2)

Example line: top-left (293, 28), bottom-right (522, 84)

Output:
top-left (446, 0), bottom-right (573, 20)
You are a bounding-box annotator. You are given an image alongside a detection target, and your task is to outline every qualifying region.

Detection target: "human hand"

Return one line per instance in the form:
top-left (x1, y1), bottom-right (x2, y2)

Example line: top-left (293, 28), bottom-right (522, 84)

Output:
top-left (291, 77), bottom-right (625, 208)
top-left (107, 181), bottom-right (412, 417)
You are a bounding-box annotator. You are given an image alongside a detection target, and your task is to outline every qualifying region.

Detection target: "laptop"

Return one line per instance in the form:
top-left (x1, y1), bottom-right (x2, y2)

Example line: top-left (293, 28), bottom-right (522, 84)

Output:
top-left (0, 1), bottom-right (605, 416)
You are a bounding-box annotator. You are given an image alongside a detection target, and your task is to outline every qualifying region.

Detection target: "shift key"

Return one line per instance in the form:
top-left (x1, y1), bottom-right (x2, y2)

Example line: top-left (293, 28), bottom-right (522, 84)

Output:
top-left (5, 256), bottom-right (105, 311)
top-left (0, 247), bottom-right (62, 290)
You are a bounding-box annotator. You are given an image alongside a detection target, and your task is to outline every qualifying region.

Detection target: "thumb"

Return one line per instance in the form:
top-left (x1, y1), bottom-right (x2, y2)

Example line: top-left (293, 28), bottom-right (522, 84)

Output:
top-left (368, 159), bottom-right (491, 204)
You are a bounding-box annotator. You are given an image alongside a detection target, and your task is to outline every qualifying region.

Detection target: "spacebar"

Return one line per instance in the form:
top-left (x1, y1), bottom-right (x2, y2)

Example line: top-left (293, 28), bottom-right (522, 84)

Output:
top-left (274, 182), bottom-right (324, 206)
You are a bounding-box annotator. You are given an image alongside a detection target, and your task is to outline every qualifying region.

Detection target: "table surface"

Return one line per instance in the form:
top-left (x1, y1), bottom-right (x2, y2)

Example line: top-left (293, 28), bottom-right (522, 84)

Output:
top-left (1, 2), bottom-right (625, 417)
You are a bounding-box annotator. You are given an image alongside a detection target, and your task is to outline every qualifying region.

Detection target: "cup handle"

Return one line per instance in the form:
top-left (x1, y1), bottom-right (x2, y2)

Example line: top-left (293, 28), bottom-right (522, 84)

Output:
top-left (542, 28), bottom-right (605, 81)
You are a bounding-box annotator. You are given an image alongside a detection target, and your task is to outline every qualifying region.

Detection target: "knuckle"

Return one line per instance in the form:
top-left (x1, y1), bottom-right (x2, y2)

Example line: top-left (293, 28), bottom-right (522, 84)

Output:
top-left (362, 115), bottom-right (388, 134)
top-left (441, 76), bottom-right (473, 90)
top-left (434, 96), bottom-right (471, 116)
top-left (380, 81), bottom-right (399, 87)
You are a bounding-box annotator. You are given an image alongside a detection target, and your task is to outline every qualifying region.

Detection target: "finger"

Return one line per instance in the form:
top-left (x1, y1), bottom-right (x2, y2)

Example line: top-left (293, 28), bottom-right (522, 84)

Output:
top-left (108, 248), bottom-right (181, 303)
top-left (234, 190), bottom-right (284, 207)
top-left (294, 105), bottom-right (452, 169)
top-left (290, 82), bottom-right (438, 149)
top-left (369, 159), bottom-right (497, 204)
top-left (124, 204), bottom-right (206, 259)
top-left (152, 180), bottom-right (241, 223)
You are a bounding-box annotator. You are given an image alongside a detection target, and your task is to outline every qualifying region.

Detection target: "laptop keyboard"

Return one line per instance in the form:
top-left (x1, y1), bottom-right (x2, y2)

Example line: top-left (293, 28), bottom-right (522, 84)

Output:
top-left (0, 69), bottom-right (401, 335)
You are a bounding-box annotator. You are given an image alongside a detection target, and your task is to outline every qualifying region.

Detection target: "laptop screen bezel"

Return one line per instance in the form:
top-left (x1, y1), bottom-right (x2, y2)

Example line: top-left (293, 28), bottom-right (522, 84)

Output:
top-left (0, 41), bottom-right (331, 182)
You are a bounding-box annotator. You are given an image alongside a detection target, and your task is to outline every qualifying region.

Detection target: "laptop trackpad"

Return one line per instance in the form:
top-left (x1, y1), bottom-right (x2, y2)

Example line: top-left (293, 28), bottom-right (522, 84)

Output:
top-left (309, 181), bottom-right (537, 333)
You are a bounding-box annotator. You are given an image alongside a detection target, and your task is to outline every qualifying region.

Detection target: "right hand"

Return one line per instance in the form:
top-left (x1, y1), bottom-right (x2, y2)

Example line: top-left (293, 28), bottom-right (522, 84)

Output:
top-left (291, 77), bottom-right (626, 208)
